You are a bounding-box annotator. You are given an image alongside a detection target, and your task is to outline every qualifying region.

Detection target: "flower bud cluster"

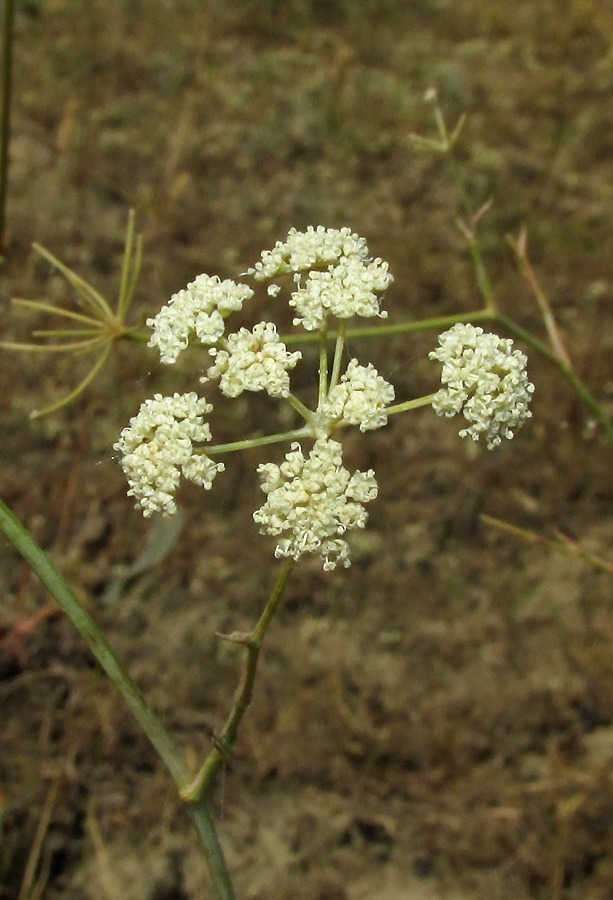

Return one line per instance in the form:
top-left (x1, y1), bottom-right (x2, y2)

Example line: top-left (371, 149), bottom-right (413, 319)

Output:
top-left (429, 323), bottom-right (534, 449)
top-left (114, 392), bottom-right (224, 517)
top-left (253, 439), bottom-right (378, 570)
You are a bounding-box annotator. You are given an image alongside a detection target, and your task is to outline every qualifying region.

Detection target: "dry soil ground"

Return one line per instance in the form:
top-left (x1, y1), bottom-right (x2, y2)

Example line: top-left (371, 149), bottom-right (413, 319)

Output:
top-left (1, 2), bottom-right (613, 899)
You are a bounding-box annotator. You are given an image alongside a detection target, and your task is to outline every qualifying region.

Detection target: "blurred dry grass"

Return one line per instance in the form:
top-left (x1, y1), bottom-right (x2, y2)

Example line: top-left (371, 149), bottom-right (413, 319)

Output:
top-left (1, 1), bottom-right (613, 899)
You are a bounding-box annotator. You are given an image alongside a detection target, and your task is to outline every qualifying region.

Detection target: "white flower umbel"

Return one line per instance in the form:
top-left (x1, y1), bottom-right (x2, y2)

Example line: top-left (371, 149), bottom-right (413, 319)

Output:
top-left (429, 323), bottom-right (535, 449)
top-left (318, 359), bottom-right (395, 433)
top-left (253, 439), bottom-right (378, 570)
top-left (290, 257), bottom-right (392, 331)
top-left (205, 321), bottom-right (302, 399)
top-left (249, 226), bottom-right (369, 281)
top-left (114, 392), bottom-right (224, 516)
top-left (147, 274), bottom-right (254, 364)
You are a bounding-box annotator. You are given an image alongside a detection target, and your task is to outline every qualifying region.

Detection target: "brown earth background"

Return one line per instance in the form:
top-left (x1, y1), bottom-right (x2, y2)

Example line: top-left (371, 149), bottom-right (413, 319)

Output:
top-left (1, 2), bottom-right (613, 899)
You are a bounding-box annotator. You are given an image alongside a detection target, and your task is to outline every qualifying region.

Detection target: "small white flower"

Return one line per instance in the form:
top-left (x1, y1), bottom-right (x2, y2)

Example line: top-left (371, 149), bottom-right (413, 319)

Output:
top-left (248, 226), bottom-right (369, 281)
top-left (429, 323), bottom-right (535, 449)
top-left (318, 359), bottom-right (395, 433)
top-left (253, 439), bottom-right (378, 570)
top-left (114, 392), bottom-right (224, 517)
top-left (290, 257), bottom-right (392, 330)
top-left (147, 274), bottom-right (253, 364)
top-left (205, 321), bottom-right (302, 399)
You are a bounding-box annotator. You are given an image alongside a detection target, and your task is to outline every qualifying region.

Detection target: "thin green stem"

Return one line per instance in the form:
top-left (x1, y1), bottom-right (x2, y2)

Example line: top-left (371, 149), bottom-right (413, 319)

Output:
top-left (29, 346), bottom-right (111, 419)
top-left (11, 298), bottom-right (101, 326)
top-left (32, 328), bottom-right (104, 338)
top-left (286, 392), bottom-right (317, 427)
top-left (117, 209), bottom-right (136, 322)
top-left (189, 801), bottom-right (237, 900)
top-left (181, 559), bottom-right (296, 804)
top-left (495, 313), bottom-right (613, 443)
top-left (33, 243), bottom-right (115, 323)
top-left (0, 0), bottom-right (14, 256)
top-left (125, 233), bottom-right (144, 313)
top-left (318, 325), bottom-right (328, 407)
top-left (442, 132), bottom-right (498, 313)
top-left (119, 326), bottom-right (150, 343)
top-left (0, 496), bottom-right (190, 787)
top-left (1, 336), bottom-right (106, 352)
top-left (329, 320), bottom-right (346, 391)
top-left (387, 393), bottom-right (437, 416)
top-left (0, 495), bottom-right (237, 899)
top-left (206, 426), bottom-right (311, 456)
top-left (464, 224), bottom-right (497, 313)
top-left (281, 310), bottom-right (490, 345)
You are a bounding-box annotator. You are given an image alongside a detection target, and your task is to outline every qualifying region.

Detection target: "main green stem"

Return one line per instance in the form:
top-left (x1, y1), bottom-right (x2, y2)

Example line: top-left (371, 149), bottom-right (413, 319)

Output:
top-left (181, 559), bottom-right (296, 803)
top-left (0, 496), bottom-right (236, 900)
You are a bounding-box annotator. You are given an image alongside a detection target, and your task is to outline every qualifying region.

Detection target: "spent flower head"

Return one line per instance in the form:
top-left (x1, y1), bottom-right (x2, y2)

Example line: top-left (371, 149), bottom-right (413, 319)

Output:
top-left (429, 323), bottom-right (534, 449)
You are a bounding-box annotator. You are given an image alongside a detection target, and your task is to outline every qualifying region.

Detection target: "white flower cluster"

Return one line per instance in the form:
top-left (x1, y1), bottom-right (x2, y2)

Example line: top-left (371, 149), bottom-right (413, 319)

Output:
top-left (249, 226), bottom-right (369, 280)
top-left (253, 439), bottom-right (378, 570)
top-left (318, 359), bottom-right (395, 433)
top-left (429, 323), bottom-right (535, 449)
top-left (290, 257), bottom-right (392, 331)
top-left (114, 392), bottom-right (224, 517)
top-left (204, 322), bottom-right (302, 398)
top-left (118, 228), bottom-right (397, 566)
top-left (118, 229), bottom-right (534, 568)
top-left (147, 274), bottom-right (253, 364)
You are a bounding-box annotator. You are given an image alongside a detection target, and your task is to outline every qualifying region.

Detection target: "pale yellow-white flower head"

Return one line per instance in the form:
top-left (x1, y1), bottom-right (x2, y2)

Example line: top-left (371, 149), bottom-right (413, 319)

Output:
top-left (114, 392), bottom-right (223, 517)
top-left (248, 226), bottom-right (369, 280)
top-left (253, 438), bottom-right (378, 570)
top-left (317, 359), bottom-right (395, 434)
top-left (290, 257), bottom-right (392, 331)
top-left (203, 321), bottom-right (302, 399)
top-left (147, 274), bottom-right (253, 364)
top-left (429, 323), bottom-right (534, 449)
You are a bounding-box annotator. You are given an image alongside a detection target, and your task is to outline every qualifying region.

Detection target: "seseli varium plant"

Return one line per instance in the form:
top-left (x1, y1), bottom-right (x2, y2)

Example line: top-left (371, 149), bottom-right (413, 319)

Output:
top-left (3, 100), bottom-right (612, 897)
top-left (1, 226), bottom-right (535, 900)
top-left (106, 226), bottom-right (532, 894)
